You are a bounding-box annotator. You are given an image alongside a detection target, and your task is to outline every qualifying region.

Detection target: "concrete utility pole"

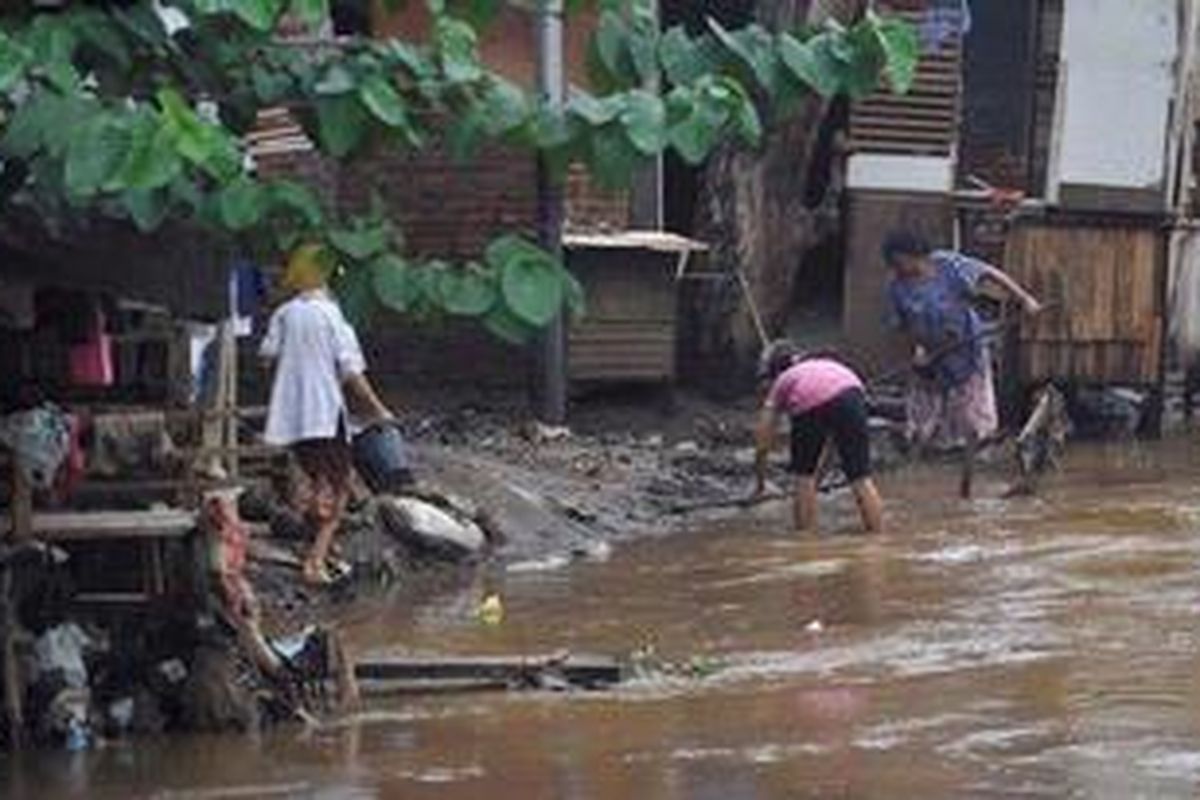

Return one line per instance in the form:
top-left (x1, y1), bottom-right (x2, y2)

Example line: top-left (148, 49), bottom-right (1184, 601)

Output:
top-left (534, 0), bottom-right (568, 425)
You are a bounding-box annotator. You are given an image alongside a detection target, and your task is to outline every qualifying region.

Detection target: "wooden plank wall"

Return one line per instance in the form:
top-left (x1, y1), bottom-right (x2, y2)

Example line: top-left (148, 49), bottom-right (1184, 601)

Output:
top-left (1005, 220), bottom-right (1164, 384)
top-left (567, 251), bottom-right (677, 384)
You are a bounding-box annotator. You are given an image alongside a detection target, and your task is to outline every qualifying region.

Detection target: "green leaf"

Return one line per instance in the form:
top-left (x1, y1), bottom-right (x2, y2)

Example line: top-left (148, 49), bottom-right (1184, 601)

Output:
top-left (438, 263), bottom-right (497, 316)
top-left (778, 32), bottom-right (839, 97)
top-left (563, 268), bottom-right (585, 319)
top-left (252, 64), bottom-right (293, 104)
top-left (593, 10), bottom-right (630, 81)
top-left (315, 94), bottom-right (369, 157)
top-left (314, 64), bottom-right (357, 95)
top-left (269, 180), bottom-right (324, 227)
top-left (568, 92), bottom-right (625, 126)
top-left (290, 0), bottom-right (330, 26)
top-left (658, 26), bottom-right (723, 87)
top-left (28, 16), bottom-right (79, 90)
top-left (447, 109), bottom-right (486, 161)
top-left (436, 16), bottom-right (483, 83)
top-left (411, 260), bottom-right (447, 316)
top-left (870, 12), bottom-right (919, 94)
top-left (123, 189), bottom-right (169, 232)
top-left (667, 87), bottom-right (727, 165)
top-left (1, 94), bottom-right (51, 158)
top-left (485, 233), bottom-right (543, 268)
top-left (371, 253), bottom-right (420, 313)
top-left (627, 27), bottom-right (659, 85)
top-left (480, 78), bottom-right (532, 136)
top-left (500, 247), bottom-right (563, 327)
top-left (119, 115), bottom-right (183, 191)
top-left (482, 304), bottom-right (536, 345)
top-left (358, 74), bottom-right (412, 129)
top-left (707, 19), bottom-right (778, 95)
top-left (218, 176), bottom-right (265, 230)
top-left (158, 88), bottom-right (241, 179)
top-left (334, 265), bottom-right (377, 328)
top-left (230, 0), bottom-right (287, 31)
top-left (71, 10), bottom-right (132, 72)
top-left (330, 223), bottom-right (389, 259)
top-left (734, 97), bottom-right (763, 146)
top-left (839, 23), bottom-right (886, 98)
top-left (620, 89), bottom-right (666, 155)
top-left (0, 33), bottom-right (31, 93)
top-left (65, 114), bottom-right (133, 198)
top-left (589, 123), bottom-right (643, 189)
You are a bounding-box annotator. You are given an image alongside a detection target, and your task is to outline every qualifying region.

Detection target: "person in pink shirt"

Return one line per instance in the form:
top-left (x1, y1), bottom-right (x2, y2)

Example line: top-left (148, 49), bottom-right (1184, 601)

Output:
top-left (753, 340), bottom-right (883, 533)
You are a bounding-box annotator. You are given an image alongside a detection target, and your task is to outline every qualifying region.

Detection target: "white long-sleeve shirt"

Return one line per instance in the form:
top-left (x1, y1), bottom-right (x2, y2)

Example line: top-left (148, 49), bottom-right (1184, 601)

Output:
top-left (260, 290), bottom-right (366, 446)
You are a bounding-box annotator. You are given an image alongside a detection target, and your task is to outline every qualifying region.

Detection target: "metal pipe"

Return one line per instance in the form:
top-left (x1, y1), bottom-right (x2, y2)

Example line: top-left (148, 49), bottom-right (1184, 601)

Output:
top-left (534, 0), bottom-right (568, 425)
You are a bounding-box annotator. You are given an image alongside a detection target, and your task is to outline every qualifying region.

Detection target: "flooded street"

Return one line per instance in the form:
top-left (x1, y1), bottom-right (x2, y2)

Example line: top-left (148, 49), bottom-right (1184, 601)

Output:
top-left (9, 440), bottom-right (1200, 799)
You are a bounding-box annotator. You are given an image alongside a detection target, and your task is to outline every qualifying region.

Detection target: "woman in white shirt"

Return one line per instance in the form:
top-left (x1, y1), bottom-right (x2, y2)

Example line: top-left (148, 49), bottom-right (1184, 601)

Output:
top-left (261, 244), bottom-right (393, 586)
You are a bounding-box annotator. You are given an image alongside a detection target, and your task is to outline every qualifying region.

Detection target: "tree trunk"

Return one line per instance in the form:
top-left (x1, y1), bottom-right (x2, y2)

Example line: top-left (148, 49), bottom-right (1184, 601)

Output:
top-left (692, 0), bottom-right (864, 385)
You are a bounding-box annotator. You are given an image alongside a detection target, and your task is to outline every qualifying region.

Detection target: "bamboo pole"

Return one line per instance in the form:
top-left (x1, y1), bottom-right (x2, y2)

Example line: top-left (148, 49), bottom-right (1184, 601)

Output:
top-left (3, 450), bottom-right (29, 747)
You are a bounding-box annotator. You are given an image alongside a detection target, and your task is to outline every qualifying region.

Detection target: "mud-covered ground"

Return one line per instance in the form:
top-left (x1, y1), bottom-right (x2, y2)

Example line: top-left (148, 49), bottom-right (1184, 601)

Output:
top-left (244, 387), bottom-right (926, 630)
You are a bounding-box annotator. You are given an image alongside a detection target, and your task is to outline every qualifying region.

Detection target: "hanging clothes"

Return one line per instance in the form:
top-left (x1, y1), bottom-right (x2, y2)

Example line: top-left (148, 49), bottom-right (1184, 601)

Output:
top-left (0, 404), bottom-right (73, 488)
top-left (67, 300), bottom-right (114, 388)
top-left (229, 262), bottom-right (266, 338)
top-left (920, 0), bottom-right (971, 52)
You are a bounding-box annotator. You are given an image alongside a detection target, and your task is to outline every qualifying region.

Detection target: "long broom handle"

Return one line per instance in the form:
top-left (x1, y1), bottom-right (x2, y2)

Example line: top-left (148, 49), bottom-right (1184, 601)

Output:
top-left (868, 302), bottom-right (1058, 389)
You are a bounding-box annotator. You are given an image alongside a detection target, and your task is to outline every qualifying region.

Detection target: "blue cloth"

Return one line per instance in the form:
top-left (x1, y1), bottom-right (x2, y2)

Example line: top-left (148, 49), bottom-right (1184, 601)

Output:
top-left (232, 263), bottom-right (266, 319)
top-left (921, 0), bottom-right (971, 52)
top-left (887, 250), bottom-right (988, 388)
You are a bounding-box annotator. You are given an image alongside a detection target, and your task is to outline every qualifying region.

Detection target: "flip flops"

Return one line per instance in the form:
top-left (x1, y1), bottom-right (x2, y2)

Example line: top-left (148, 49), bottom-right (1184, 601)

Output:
top-left (302, 557), bottom-right (353, 587)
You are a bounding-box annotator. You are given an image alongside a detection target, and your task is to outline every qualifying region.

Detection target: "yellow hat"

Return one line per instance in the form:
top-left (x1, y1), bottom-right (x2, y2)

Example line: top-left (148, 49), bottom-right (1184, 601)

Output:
top-left (283, 243), bottom-right (334, 293)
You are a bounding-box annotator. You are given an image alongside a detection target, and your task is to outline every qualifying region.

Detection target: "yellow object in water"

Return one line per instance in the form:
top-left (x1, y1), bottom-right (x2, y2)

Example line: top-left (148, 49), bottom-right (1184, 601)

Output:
top-left (478, 594), bottom-right (504, 626)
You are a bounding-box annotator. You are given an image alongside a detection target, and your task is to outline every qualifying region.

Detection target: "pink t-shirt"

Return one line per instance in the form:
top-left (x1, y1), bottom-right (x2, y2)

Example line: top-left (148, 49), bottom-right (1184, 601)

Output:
top-left (766, 359), bottom-right (864, 415)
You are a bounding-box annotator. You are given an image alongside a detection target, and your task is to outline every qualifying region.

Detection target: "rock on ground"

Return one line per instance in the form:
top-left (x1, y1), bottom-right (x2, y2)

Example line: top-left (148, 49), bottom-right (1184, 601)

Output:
top-left (377, 495), bottom-right (487, 557)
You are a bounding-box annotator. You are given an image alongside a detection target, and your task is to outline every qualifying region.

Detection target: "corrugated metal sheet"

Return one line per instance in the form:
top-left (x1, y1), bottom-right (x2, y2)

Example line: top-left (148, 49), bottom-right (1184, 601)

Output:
top-left (247, 108), bottom-right (314, 158)
top-left (848, 8), bottom-right (963, 158)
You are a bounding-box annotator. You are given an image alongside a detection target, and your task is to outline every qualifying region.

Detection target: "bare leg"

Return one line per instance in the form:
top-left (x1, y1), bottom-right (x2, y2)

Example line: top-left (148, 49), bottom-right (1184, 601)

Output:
top-left (793, 475), bottom-right (819, 532)
top-left (960, 432), bottom-right (977, 499)
top-left (851, 478), bottom-right (884, 533)
top-left (304, 479), bottom-right (348, 584)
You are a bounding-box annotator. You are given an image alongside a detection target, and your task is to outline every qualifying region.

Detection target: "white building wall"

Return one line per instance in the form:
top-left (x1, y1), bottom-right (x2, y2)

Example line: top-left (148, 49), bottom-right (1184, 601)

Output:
top-left (1049, 0), bottom-right (1178, 198)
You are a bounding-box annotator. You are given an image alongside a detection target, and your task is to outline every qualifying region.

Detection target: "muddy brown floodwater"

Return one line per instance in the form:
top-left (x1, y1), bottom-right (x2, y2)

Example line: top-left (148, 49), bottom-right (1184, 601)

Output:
top-left (10, 440), bottom-right (1200, 799)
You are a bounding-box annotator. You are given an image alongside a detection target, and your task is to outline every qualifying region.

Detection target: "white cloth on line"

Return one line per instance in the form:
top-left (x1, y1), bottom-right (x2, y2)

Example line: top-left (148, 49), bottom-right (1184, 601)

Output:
top-left (260, 289), bottom-right (366, 447)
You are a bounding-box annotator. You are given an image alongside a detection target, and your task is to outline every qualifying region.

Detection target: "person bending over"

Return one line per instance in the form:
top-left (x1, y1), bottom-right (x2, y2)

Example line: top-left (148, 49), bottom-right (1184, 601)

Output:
top-left (754, 341), bottom-right (883, 534)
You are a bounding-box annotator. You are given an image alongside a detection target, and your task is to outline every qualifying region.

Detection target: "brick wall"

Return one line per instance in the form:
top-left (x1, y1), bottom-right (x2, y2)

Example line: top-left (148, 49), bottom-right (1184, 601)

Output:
top-left (339, 139), bottom-right (539, 258)
top-left (337, 139), bottom-right (540, 389)
top-left (564, 164), bottom-right (630, 233)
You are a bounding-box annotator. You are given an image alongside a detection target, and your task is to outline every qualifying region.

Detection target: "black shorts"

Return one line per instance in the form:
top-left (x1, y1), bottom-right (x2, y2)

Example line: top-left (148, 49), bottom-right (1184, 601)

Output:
top-left (789, 388), bottom-right (871, 482)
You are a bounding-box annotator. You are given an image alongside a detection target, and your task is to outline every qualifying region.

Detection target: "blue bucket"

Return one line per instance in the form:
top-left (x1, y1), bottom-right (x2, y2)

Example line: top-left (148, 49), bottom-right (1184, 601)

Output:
top-left (352, 421), bottom-right (415, 493)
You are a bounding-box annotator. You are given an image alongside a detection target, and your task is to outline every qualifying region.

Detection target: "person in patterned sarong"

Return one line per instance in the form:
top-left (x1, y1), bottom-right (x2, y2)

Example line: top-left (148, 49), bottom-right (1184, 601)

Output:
top-left (883, 230), bottom-right (1043, 497)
